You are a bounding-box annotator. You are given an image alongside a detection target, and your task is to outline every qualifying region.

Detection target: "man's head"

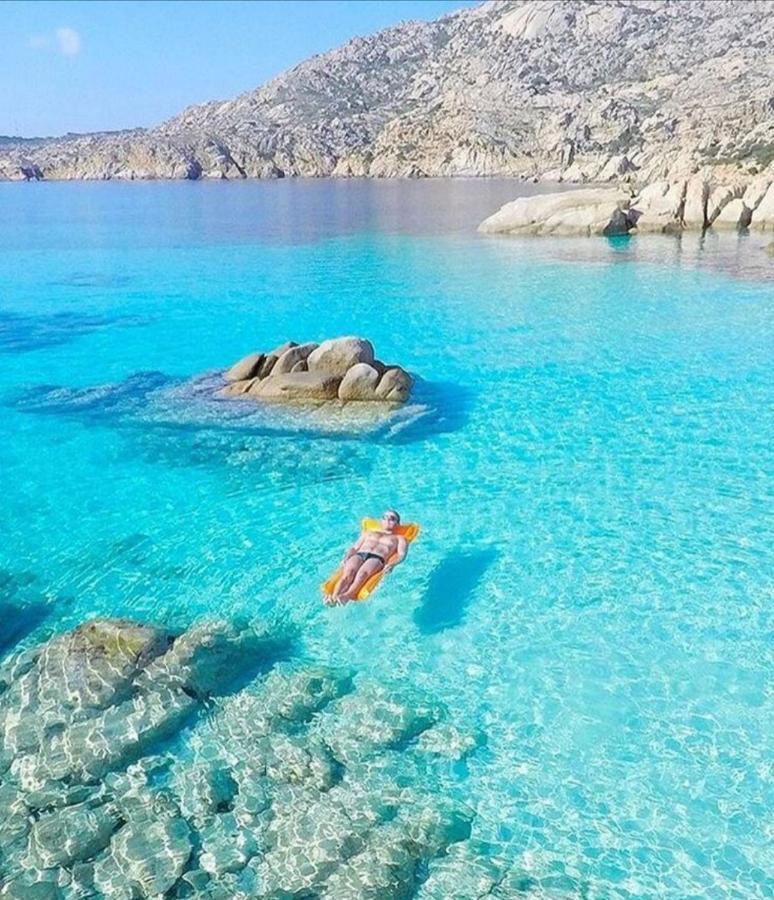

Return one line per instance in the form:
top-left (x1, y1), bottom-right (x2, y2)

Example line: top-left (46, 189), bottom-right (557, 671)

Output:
top-left (381, 509), bottom-right (400, 532)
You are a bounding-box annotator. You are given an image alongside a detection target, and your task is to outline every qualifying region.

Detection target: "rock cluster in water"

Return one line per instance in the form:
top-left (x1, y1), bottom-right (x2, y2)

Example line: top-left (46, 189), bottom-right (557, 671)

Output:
top-left (0, 617), bottom-right (530, 899)
top-left (478, 177), bottom-right (774, 237)
top-left (1, 1), bottom-right (771, 190)
top-left (219, 336), bottom-right (413, 406)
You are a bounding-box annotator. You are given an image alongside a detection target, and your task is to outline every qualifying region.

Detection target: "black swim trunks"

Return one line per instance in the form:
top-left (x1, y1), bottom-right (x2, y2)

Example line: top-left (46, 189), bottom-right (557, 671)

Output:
top-left (355, 551), bottom-right (385, 564)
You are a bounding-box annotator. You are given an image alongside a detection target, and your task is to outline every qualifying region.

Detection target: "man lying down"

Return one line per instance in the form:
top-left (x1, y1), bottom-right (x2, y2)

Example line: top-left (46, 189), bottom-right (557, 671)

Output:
top-left (325, 509), bottom-right (409, 606)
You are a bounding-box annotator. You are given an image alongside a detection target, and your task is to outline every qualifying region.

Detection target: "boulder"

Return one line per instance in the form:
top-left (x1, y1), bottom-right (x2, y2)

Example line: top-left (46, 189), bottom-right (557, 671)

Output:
top-left (338, 363), bottom-right (381, 401)
top-left (0, 619), bottom-right (170, 761)
top-left (712, 198), bottom-right (752, 229)
top-left (683, 177), bottom-right (710, 229)
top-left (220, 337), bottom-right (412, 411)
top-left (257, 354), bottom-right (279, 379)
top-left (742, 178), bottom-right (771, 212)
top-left (750, 182), bottom-right (774, 230)
top-left (374, 368), bottom-right (413, 403)
top-left (272, 342), bottom-right (319, 376)
top-left (96, 815), bottom-right (192, 897)
top-left (218, 378), bottom-right (255, 397)
top-left (138, 620), bottom-right (279, 698)
top-left (316, 684), bottom-right (440, 764)
top-left (307, 337), bottom-right (375, 376)
top-left (266, 340), bottom-right (297, 358)
top-left (478, 188), bottom-right (634, 236)
top-left (224, 353), bottom-right (264, 383)
top-left (249, 371), bottom-right (341, 402)
top-left (319, 825), bottom-right (417, 900)
top-left (707, 185), bottom-right (740, 225)
top-left (630, 180), bottom-right (686, 233)
top-left (25, 802), bottom-right (121, 868)
top-left (596, 154), bottom-right (635, 181)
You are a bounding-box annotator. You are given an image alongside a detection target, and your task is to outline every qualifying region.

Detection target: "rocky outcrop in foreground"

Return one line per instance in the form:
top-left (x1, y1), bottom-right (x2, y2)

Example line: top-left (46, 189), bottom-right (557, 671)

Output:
top-left (219, 336), bottom-right (413, 406)
top-left (2, 1), bottom-right (771, 186)
top-left (0, 617), bottom-right (526, 899)
top-left (479, 176), bottom-right (774, 236)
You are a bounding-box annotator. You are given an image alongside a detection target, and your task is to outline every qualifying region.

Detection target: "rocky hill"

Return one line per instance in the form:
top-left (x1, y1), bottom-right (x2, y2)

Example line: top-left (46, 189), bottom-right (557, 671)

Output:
top-left (2, 0), bottom-right (772, 185)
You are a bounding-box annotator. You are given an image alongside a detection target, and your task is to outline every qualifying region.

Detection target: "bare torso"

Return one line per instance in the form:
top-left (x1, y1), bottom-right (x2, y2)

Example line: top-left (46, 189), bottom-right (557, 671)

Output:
top-left (358, 530), bottom-right (400, 559)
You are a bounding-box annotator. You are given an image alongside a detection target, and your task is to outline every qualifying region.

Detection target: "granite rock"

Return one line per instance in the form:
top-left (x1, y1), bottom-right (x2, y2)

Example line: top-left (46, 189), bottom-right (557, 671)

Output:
top-left (220, 336), bottom-right (413, 408)
top-left (0, 620), bottom-right (499, 896)
top-left (249, 370), bottom-right (342, 402)
top-left (478, 188), bottom-right (635, 237)
top-left (307, 336), bottom-right (375, 377)
top-left (338, 362), bottom-right (381, 401)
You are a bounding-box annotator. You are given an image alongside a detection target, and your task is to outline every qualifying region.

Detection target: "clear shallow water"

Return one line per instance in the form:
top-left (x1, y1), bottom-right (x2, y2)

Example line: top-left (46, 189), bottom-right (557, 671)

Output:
top-left (1, 180), bottom-right (772, 897)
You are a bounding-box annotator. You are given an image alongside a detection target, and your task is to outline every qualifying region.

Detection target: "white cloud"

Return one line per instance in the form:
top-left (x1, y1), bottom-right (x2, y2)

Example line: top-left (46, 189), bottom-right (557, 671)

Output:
top-left (27, 26), bottom-right (82, 57)
top-left (56, 27), bottom-right (81, 56)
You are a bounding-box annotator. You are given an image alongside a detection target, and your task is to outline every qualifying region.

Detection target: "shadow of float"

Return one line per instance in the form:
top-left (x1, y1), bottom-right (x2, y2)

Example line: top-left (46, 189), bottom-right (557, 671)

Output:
top-left (413, 547), bottom-right (499, 635)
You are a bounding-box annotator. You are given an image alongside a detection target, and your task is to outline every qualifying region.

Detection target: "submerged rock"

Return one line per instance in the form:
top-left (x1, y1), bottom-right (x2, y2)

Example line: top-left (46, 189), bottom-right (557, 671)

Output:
top-left (219, 336), bottom-right (414, 410)
top-left (0, 619), bottom-right (499, 896)
top-left (25, 800), bottom-right (121, 869)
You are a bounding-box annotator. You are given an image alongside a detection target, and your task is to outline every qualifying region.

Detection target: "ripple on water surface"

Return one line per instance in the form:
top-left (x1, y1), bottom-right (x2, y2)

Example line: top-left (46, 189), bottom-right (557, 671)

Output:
top-left (0, 181), bottom-right (772, 898)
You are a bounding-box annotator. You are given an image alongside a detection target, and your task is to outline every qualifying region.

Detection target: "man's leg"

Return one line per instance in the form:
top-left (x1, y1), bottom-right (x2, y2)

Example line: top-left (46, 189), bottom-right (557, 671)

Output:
top-left (343, 558), bottom-right (384, 601)
top-left (333, 556), bottom-right (362, 601)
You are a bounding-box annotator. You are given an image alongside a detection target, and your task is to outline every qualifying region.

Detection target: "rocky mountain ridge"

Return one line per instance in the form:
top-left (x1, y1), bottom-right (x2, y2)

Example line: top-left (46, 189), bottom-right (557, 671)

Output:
top-left (2, 0), bottom-right (772, 188)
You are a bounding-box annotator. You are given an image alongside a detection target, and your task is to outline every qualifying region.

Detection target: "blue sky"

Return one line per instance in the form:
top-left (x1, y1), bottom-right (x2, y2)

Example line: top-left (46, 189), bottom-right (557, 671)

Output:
top-left (1, 0), bottom-right (477, 138)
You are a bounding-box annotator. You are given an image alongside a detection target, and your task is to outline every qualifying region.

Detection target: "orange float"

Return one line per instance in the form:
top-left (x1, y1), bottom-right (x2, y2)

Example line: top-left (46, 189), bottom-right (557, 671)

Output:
top-left (322, 517), bottom-right (420, 601)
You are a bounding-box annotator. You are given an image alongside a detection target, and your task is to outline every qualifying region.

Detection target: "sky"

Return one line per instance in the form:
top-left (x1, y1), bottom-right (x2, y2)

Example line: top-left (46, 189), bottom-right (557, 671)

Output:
top-left (1, 0), bottom-right (478, 138)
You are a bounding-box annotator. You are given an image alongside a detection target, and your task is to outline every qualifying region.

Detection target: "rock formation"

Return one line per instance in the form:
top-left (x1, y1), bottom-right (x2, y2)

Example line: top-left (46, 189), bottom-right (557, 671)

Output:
top-left (219, 337), bottom-right (413, 406)
top-left (479, 176), bottom-right (774, 236)
top-left (0, 617), bottom-right (501, 898)
top-left (1, 1), bottom-right (771, 187)
top-left (478, 187), bottom-right (634, 236)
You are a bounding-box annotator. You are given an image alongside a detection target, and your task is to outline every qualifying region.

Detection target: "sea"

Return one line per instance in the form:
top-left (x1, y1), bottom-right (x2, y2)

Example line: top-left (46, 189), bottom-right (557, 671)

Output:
top-left (1, 178), bottom-right (772, 897)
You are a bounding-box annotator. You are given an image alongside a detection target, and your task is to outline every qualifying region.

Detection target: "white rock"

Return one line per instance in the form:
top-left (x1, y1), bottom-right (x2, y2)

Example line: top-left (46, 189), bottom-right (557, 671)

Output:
top-left (307, 337), bottom-right (375, 377)
top-left (374, 367), bottom-right (413, 403)
top-left (742, 178), bottom-right (771, 211)
top-left (711, 198), bottom-right (752, 229)
top-left (707, 186), bottom-right (740, 225)
top-left (478, 188), bottom-right (634, 237)
top-left (750, 182), bottom-right (774, 230)
top-left (631, 180), bottom-right (686, 233)
top-left (249, 371), bottom-right (341, 402)
top-left (225, 353), bottom-right (264, 383)
top-left (272, 342), bottom-right (318, 376)
top-left (337, 363), bottom-right (381, 401)
top-left (597, 155), bottom-right (635, 181)
top-left (683, 178), bottom-right (710, 229)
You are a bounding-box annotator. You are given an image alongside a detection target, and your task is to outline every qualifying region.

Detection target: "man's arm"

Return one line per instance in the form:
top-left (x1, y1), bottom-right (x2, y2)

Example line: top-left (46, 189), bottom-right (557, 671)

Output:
top-left (342, 531), bottom-right (366, 563)
top-left (384, 536), bottom-right (408, 574)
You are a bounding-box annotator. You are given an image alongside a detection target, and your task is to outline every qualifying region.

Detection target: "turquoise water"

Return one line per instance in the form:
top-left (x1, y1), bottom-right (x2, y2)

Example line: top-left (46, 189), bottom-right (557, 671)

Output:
top-left (1, 181), bottom-right (772, 897)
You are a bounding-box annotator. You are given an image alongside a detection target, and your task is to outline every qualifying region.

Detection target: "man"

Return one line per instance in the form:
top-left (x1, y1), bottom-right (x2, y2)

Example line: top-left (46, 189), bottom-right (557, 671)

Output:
top-left (328, 510), bottom-right (408, 605)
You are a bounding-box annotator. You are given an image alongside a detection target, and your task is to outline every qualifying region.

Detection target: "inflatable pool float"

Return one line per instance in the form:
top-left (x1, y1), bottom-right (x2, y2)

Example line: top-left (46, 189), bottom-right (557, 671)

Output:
top-left (322, 517), bottom-right (420, 601)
